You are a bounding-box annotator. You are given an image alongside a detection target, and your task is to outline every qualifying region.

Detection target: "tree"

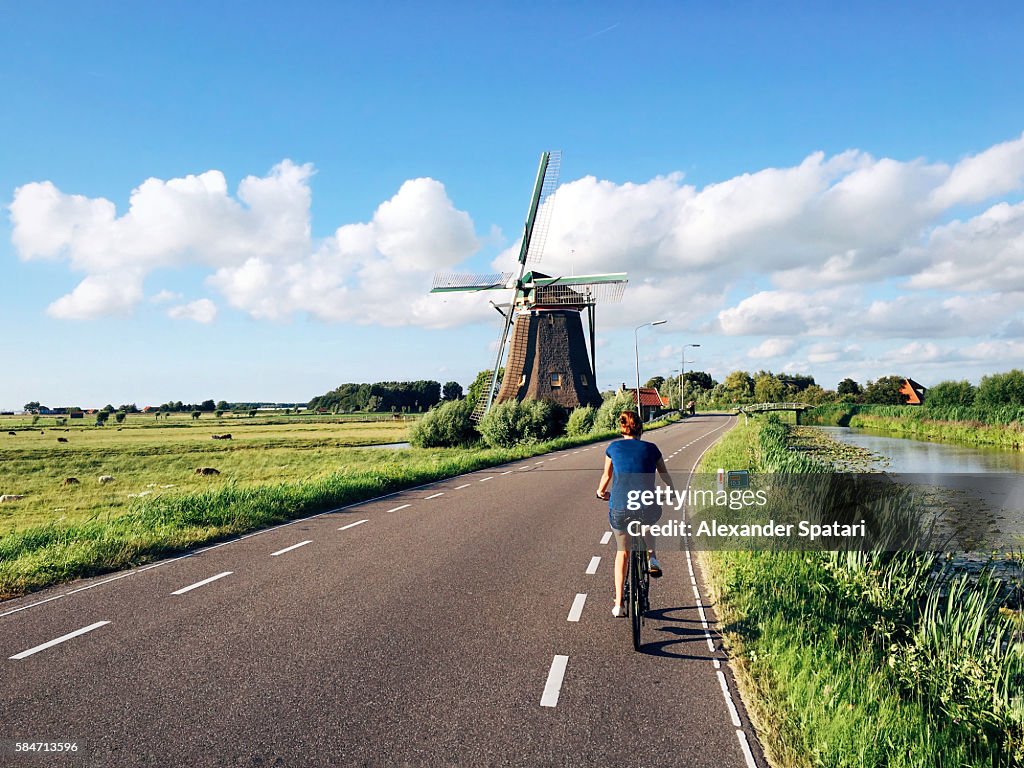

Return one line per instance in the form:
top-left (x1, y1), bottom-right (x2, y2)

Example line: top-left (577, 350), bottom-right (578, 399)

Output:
top-left (200, 399), bottom-right (216, 412)
top-left (215, 410), bottom-right (225, 418)
top-left (366, 395), bottom-right (383, 412)
top-left (102, 404), bottom-right (115, 413)
top-left (723, 371), bottom-right (754, 401)
top-left (442, 381), bottom-right (464, 401)
top-left (925, 380), bottom-right (975, 408)
top-left (114, 411), bottom-right (127, 424)
top-left (645, 376), bottom-right (666, 391)
top-left (191, 410), bottom-right (202, 420)
top-left (975, 370), bottom-right (1024, 408)
top-left (684, 371), bottom-right (715, 391)
top-left (216, 400), bottom-right (230, 411)
top-left (837, 378), bottom-right (861, 397)
top-left (753, 373), bottom-right (785, 403)
top-left (24, 401), bottom-right (41, 413)
top-left (863, 376), bottom-right (906, 405)
top-left (95, 411), bottom-right (109, 426)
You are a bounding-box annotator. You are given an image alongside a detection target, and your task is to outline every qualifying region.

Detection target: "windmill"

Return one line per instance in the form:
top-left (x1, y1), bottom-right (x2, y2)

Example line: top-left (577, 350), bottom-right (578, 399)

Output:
top-left (431, 151), bottom-right (627, 419)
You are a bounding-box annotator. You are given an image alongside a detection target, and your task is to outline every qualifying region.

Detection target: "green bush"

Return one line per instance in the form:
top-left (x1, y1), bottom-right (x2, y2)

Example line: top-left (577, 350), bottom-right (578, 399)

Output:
top-left (926, 380), bottom-right (976, 408)
top-left (478, 399), bottom-right (565, 448)
top-left (565, 406), bottom-right (596, 436)
top-left (592, 391), bottom-right (635, 433)
top-left (409, 399), bottom-right (478, 448)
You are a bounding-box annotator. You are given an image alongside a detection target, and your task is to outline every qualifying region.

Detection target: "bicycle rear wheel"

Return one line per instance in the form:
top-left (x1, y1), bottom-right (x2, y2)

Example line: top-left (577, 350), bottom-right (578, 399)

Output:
top-left (629, 549), bottom-right (643, 650)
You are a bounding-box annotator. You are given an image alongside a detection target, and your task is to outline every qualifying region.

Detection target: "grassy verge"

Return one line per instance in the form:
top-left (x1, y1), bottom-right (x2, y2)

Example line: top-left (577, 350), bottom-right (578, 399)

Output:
top-left (804, 404), bottom-right (1024, 450)
top-left (695, 419), bottom-right (1024, 767)
top-left (0, 423), bottom-right (638, 600)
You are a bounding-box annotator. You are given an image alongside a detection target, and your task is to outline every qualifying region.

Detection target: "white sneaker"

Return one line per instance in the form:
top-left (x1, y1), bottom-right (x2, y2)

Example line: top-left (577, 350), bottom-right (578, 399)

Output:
top-left (612, 603), bottom-right (625, 618)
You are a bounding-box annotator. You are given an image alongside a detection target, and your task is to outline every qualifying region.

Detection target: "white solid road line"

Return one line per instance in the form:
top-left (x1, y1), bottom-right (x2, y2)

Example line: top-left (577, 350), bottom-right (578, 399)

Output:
top-left (0, 594), bottom-right (65, 619)
top-left (338, 519), bottom-right (368, 531)
top-left (172, 571), bottom-right (232, 596)
top-left (270, 540), bottom-right (312, 557)
top-left (600, 531), bottom-right (612, 545)
top-left (585, 556), bottom-right (601, 575)
top-left (717, 670), bottom-right (742, 726)
top-left (10, 621), bottom-right (110, 660)
top-left (454, 484), bottom-right (470, 490)
top-left (737, 730), bottom-right (758, 768)
top-left (425, 492), bottom-right (444, 500)
top-left (540, 655), bottom-right (569, 707)
top-left (386, 504), bottom-right (411, 513)
top-left (567, 593), bottom-right (587, 622)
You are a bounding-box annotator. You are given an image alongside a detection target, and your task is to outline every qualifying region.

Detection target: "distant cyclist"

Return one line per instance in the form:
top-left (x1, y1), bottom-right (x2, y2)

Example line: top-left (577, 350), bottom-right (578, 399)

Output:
top-left (596, 410), bottom-right (673, 618)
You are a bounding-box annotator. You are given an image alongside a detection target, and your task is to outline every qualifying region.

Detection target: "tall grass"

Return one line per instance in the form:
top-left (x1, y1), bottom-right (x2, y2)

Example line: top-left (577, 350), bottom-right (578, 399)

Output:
top-left (804, 404), bottom-right (1024, 449)
top-left (696, 417), bottom-right (1024, 766)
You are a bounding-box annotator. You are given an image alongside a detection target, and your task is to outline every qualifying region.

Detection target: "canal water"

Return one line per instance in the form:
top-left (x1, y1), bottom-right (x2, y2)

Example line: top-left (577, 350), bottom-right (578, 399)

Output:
top-left (815, 426), bottom-right (1024, 474)
top-left (815, 426), bottom-right (1024, 554)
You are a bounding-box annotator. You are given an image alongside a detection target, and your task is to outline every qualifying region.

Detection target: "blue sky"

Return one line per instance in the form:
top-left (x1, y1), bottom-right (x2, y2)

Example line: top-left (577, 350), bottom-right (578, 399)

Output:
top-left (3, 2), bottom-right (1024, 409)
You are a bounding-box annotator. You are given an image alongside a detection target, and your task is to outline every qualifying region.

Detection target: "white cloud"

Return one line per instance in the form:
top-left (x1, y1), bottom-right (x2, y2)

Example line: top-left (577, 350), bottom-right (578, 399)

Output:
top-left (167, 299), bottom-right (218, 324)
top-left (10, 163), bottom-right (480, 326)
top-left (149, 289), bottom-right (182, 304)
top-left (747, 338), bottom-right (797, 359)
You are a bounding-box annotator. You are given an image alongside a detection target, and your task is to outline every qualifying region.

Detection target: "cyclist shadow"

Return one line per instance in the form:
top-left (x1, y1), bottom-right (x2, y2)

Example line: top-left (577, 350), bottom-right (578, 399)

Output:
top-left (639, 606), bottom-right (721, 659)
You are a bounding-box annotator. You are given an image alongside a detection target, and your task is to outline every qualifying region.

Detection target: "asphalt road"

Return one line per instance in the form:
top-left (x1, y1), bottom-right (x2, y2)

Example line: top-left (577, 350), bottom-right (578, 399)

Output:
top-left (0, 413), bottom-right (765, 768)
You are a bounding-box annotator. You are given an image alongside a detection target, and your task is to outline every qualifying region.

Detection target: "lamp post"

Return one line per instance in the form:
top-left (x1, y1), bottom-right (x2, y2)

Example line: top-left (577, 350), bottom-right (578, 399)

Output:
top-left (634, 320), bottom-right (667, 423)
top-left (680, 343), bottom-right (701, 416)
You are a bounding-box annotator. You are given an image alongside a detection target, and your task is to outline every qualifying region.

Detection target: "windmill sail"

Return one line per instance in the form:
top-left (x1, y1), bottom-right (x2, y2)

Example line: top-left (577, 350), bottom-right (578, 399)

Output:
top-left (524, 150), bottom-right (561, 264)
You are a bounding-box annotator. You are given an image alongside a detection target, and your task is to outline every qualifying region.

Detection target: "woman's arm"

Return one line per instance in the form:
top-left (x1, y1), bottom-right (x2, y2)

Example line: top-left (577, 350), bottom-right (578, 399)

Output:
top-left (596, 456), bottom-right (613, 500)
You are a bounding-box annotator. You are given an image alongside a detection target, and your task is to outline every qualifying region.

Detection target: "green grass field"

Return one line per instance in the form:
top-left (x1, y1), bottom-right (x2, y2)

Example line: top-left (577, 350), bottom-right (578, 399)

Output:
top-left (0, 413), bottom-right (411, 533)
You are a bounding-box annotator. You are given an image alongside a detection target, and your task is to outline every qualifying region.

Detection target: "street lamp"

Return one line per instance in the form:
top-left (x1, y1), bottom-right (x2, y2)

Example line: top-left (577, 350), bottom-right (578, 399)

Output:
top-left (680, 343), bottom-right (701, 416)
top-left (635, 320), bottom-right (667, 423)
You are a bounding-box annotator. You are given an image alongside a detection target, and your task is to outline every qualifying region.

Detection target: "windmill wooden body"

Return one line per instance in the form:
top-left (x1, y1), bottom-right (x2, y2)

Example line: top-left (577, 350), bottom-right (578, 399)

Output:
top-left (431, 152), bottom-right (627, 419)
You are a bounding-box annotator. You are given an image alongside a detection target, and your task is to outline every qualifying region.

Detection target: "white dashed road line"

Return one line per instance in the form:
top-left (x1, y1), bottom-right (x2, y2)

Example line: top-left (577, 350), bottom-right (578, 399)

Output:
top-left (600, 531), bottom-right (612, 545)
top-left (338, 519), bottom-right (368, 531)
top-left (540, 655), bottom-right (569, 707)
top-left (567, 593), bottom-right (587, 622)
top-left (585, 556), bottom-right (601, 575)
top-left (479, 476), bottom-right (494, 482)
top-left (270, 541), bottom-right (312, 557)
top-left (425, 492), bottom-right (444, 500)
top-left (10, 621), bottom-right (110, 660)
top-left (172, 571), bottom-right (232, 596)
top-left (454, 484), bottom-right (470, 490)
top-left (386, 504), bottom-right (411, 513)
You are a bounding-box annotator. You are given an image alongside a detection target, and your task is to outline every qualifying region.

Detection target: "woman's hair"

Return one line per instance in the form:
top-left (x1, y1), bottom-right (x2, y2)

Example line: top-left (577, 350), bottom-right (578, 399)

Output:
top-left (618, 410), bottom-right (642, 437)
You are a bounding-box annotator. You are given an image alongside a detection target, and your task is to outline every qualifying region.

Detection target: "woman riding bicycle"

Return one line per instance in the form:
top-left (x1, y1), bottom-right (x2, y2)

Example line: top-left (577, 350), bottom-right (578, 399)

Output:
top-left (596, 410), bottom-right (674, 618)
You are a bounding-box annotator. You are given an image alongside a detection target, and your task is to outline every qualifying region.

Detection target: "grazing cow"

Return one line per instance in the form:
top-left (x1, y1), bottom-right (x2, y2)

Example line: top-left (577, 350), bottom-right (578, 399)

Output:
top-left (194, 467), bottom-right (221, 476)
top-left (57, 437), bottom-right (69, 443)
top-left (0, 494), bottom-right (25, 503)
top-left (7, 431), bottom-right (14, 436)
top-left (98, 475), bottom-right (115, 484)
top-left (63, 477), bottom-right (80, 486)
top-left (211, 434), bottom-right (233, 440)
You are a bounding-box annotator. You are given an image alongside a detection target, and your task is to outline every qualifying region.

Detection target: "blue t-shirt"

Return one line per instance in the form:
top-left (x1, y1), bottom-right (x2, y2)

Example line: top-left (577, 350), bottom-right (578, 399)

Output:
top-left (605, 438), bottom-right (662, 511)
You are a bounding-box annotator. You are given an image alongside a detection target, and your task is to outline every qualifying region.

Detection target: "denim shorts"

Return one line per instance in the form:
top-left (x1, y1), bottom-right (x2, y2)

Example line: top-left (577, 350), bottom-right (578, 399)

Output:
top-left (608, 505), bottom-right (662, 533)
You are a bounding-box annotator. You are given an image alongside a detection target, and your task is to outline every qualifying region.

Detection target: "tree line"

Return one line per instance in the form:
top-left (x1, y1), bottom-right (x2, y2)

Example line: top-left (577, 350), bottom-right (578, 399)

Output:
top-left (307, 380), bottom-right (465, 413)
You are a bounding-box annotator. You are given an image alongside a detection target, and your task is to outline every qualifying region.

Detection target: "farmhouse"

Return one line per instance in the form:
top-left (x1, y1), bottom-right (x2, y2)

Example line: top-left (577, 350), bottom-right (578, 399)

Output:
top-left (899, 378), bottom-right (928, 405)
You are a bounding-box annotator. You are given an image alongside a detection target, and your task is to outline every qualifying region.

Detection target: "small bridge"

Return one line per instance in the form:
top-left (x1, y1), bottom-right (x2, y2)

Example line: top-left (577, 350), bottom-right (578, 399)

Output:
top-left (738, 402), bottom-right (815, 424)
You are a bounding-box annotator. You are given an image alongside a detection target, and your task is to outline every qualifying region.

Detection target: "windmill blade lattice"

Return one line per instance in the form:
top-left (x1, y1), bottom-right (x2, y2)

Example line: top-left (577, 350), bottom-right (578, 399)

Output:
top-left (524, 150), bottom-right (561, 264)
top-left (431, 272), bottom-right (513, 292)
